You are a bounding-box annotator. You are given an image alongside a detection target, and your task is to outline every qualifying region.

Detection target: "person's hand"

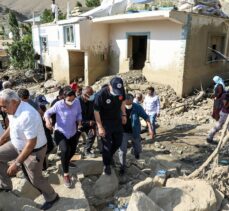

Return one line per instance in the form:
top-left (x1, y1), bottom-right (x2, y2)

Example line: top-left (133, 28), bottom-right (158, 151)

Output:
top-left (122, 116), bottom-right (127, 125)
top-left (98, 126), bottom-right (105, 137)
top-left (45, 121), bottom-right (52, 130)
top-left (7, 162), bottom-right (18, 176)
top-left (149, 130), bottom-right (154, 140)
top-left (89, 121), bottom-right (95, 126)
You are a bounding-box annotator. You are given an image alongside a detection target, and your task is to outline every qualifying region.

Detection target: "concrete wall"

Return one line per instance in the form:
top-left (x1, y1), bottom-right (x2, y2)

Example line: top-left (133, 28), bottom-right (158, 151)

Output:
top-left (183, 13), bottom-right (229, 96)
top-left (32, 23), bottom-right (82, 84)
top-left (80, 21), bottom-right (109, 85)
top-left (109, 19), bottom-right (186, 95)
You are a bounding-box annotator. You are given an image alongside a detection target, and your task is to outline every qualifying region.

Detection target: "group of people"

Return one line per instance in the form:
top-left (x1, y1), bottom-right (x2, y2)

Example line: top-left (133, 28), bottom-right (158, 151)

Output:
top-left (0, 76), bottom-right (161, 209)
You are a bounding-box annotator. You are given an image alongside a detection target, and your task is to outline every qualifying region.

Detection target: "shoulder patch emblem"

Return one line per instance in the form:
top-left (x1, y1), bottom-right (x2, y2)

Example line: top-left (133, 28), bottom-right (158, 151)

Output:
top-left (106, 99), bottom-right (111, 104)
top-left (117, 83), bottom-right (122, 88)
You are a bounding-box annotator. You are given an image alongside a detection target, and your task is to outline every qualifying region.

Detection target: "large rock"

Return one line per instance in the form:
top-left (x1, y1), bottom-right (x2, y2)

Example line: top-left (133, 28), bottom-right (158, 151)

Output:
top-left (74, 158), bottom-right (103, 176)
top-left (0, 191), bottom-right (37, 211)
top-left (44, 79), bottom-right (59, 89)
top-left (148, 186), bottom-right (194, 211)
top-left (127, 191), bottom-right (164, 211)
top-left (146, 157), bottom-right (182, 177)
top-left (133, 177), bottom-right (154, 194)
top-left (93, 169), bottom-right (119, 199)
top-left (35, 181), bottom-right (90, 211)
top-left (12, 178), bottom-right (40, 200)
top-left (159, 178), bottom-right (223, 211)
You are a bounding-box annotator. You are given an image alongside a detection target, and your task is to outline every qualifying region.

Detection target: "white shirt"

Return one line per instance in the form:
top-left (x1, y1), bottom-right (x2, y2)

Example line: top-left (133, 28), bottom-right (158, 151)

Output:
top-left (143, 95), bottom-right (160, 115)
top-left (8, 101), bottom-right (47, 151)
top-left (51, 3), bottom-right (57, 13)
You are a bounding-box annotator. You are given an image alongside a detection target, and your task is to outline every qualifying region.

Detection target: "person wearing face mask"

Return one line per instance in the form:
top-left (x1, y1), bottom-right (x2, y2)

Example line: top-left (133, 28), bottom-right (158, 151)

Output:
top-left (94, 77), bottom-right (127, 175)
top-left (44, 86), bottom-right (82, 188)
top-left (143, 86), bottom-right (160, 139)
top-left (78, 86), bottom-right (96, 158)
top-left (119, 94), bottom-right (153, 175)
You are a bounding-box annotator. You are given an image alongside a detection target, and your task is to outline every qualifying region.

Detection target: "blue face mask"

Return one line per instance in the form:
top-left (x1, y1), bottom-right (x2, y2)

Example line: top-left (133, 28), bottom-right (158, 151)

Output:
top-left (89, 94), bottom-right (95, 101)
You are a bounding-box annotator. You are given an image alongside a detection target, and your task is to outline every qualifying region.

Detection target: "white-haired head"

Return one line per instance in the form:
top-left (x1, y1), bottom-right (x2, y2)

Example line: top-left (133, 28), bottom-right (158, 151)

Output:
top-left (0, 89), bottom-right (20, 103)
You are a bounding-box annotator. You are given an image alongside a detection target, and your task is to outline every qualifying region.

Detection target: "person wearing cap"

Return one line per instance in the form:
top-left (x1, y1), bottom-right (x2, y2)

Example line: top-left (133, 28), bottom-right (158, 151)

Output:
top-left (78, 86), bottom-right (96, 158)
top-left (44, 86), bottom-right (82, 188)
top-left (207, 93), bottom-right (229, 144)
top-left (119, 94), bottom-right (153, 175)
top-left (0, 89), bottom-right (59, 210)
top-left (94, 77), bottom-right (127, 175)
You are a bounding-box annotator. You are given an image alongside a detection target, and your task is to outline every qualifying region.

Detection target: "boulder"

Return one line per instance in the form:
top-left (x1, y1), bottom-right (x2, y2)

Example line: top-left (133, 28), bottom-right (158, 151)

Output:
top-left (133, 177), bottom-right (154, 194)
top-left (148, 186), bottom-right (194, 211)
top-left (74, 158), bottom-right (103, 176)
top-left (127, 191), bottom-right (164, 211)
top-left (0, 191), bottom-right (37, 211)
top-left (93, 169), bottom-right (119, 199)
top-left (35, 181), bottom-right (90, 211)
top-left (44, 79), bottom-right (59, 89)
top-left (146, 157), bottom-right (182, 177)
top-left (12, 178), bottom-right (40, 200)
top-left (165, 178), bottom-right (223, 211)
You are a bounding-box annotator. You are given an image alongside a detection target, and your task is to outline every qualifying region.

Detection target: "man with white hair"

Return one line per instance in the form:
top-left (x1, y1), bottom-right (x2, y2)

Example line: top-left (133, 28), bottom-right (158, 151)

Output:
top-left (0, 89), bottom-right (58, 210)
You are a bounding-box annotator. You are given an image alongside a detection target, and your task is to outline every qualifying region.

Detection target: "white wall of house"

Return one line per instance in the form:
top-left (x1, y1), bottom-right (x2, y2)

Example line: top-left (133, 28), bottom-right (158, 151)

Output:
top-left (109, 20), bottom-right (185, 95)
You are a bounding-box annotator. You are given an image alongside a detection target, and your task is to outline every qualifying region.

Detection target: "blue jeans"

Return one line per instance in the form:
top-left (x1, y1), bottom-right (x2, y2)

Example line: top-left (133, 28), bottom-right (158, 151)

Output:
top-left (149, 114), bottom-right (157, 134)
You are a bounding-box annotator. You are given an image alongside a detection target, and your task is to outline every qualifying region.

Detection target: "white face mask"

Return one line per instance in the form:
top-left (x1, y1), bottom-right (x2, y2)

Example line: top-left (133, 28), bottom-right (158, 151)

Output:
top-left (89, 94), bottom-right (95, 101)
top-left (125, 104), bottom-right (133, 109)
top-left (65, 100), bottom-right (74, 106)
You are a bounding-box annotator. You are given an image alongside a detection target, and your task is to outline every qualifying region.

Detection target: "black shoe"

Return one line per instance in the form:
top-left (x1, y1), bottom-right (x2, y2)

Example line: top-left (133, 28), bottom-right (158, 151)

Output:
top-left (104, 165), bottom-right (111, 175)
top-left (84, 151), bottom-right (95, 158)
top-left (111, 158), bottom-right (116, 167)
top-left (206, 138), bottom-right (217, 145)
top-left (119, 166), bottom-right (125, 176)
top-left (69, 162), bottom-right (77, 168)
top-left (135, 154), bottom-right (140, 160)
top-left (40, 194), bottom-right (59, 210)
top-left (0, 188), bottom-right (11, 192)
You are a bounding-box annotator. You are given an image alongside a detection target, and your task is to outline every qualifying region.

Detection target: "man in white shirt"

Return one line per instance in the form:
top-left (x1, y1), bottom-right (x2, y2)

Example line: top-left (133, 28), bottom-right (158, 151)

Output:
top-left (0, 89), bottom-right (58, 210)
top-left (143, 87), bottom-right (160, 138)
top-left (51, 0), bottom-right (58, 19)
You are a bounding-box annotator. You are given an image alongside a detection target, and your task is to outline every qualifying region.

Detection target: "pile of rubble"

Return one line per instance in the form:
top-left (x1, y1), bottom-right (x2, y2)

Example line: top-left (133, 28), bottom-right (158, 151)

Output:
top-left (178, 0), bottom-right (228, 17)
top-left (92, 70), bottom-right (214, 127)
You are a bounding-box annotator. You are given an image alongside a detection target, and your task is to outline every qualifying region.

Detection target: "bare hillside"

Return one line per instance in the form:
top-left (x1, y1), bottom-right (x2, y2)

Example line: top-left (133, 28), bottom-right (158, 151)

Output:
top-left (0, 0), bottom-right (82, 17)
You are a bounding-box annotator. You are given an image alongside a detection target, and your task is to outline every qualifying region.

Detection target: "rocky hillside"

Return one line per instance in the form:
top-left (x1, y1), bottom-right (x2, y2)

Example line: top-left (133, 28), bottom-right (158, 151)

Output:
top-left (0, 0), bottom-right (85, 17)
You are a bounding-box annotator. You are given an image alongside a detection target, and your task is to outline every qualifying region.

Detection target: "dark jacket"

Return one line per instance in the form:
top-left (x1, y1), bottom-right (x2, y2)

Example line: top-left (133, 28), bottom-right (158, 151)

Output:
top-left (129, 103), bottom-right (149, 138)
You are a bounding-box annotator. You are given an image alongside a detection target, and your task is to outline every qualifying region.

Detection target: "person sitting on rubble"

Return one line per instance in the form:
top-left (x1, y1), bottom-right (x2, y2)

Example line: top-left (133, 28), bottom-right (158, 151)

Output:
top-left (211, 76), bottom-right (226, 121)
top-left (78, 86), bottom-right (96, 158)
top-left (133, 92), bottom-right (143, 105)
top-left (207, 92), bottom-right (229, 144)
top-left (44, 86), bottom-right (82, 188)
top-left (143, 86), bottom-right (160, 139)
top-left (119, 94), bottom-right (153, 175)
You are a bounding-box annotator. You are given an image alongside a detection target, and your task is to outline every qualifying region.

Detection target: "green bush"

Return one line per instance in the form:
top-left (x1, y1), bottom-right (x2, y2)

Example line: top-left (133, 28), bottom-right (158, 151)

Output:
top-left (85, 0), bottom-right (100, 7)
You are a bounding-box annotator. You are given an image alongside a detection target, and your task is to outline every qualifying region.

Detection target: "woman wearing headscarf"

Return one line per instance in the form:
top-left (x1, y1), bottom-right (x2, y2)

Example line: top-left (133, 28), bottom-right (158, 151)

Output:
top-left (211, 76), bottom-right (226, 121)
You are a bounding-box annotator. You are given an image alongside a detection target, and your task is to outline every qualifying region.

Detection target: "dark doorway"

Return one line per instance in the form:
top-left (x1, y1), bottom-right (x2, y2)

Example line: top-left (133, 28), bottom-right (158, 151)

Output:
top-left (128, 35), bottom-right (147, 70)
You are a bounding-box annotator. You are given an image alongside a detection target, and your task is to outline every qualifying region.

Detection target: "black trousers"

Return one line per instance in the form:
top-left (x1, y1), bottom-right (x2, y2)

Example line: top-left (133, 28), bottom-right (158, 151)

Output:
top-left (81, 124), bottom-right (96, 153)
top-left (54, 130), bottom-right (79, 173)
top-left (101, 121), bottom-right (123, 166)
